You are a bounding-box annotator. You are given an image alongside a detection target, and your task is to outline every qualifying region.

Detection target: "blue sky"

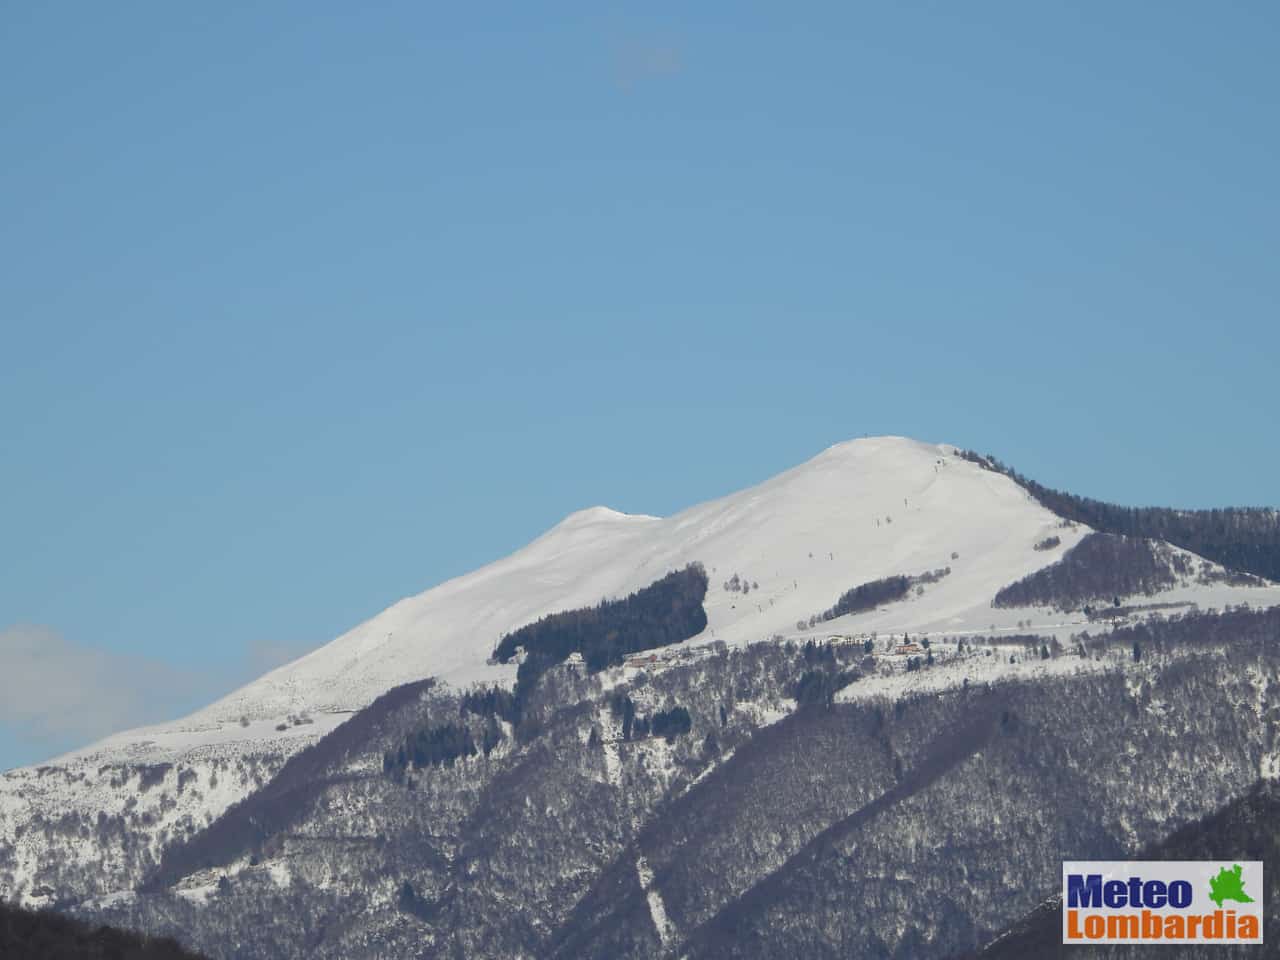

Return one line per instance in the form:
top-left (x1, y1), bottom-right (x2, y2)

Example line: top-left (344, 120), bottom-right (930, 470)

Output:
top-left (2, 2), bottom-right (1277, 769)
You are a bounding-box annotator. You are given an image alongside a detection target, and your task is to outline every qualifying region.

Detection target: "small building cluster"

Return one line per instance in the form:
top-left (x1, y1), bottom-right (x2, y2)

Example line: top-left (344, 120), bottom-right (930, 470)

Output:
top-left (623, 643), bottom-right (720, 673)
top-left (822, 632), bottom-right (931, 657)
top-left (825, 634), bottom-right (860, 647)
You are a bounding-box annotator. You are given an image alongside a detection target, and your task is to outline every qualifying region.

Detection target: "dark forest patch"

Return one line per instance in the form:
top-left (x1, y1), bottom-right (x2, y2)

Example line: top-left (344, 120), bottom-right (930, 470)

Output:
top-left (494, 563), bottom-right (709, 671)
top-left (993, 533), bottom-right (1179, 611)
top-left (495, 564), bottom-right (709, 720)
top-left (800, 566), bottom-right (951, 630)
top-left (0, 901), bottom-right (207, 959)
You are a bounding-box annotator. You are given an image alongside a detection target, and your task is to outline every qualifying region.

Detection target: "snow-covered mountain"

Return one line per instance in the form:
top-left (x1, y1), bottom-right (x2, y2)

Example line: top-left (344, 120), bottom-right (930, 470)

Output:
top-left (3, 436), bottom-right (1278, 908)
top-left (72, 436), bottom-right (1279, 758)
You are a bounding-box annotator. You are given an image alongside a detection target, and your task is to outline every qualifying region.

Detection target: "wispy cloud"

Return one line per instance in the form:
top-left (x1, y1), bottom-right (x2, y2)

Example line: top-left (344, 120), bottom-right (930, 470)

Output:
top-left (0, 624), bottom-right (315, 768)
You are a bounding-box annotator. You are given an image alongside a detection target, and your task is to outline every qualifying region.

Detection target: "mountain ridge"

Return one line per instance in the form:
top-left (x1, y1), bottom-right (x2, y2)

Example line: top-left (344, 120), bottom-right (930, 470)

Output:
top-left (4, 436), bottom-right (1279, 913)
top-left (38, 437), bottom-right (1075, 765)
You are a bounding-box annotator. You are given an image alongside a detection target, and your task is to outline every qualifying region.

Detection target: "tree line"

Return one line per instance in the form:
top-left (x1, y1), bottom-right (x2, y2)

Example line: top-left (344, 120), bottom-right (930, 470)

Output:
top-left (0, 900), bottom-right (207, 959)
top-left (800, 566), bottom-right (952, 630)
top-left (381, 715), bottom-right (504, 778)
top-left (607, 693), bottom-right (694, 743)
top-left (494, 563), bottom-right (709, 671)
top-left (960, 449), bottom-right (1280, 581)
top-left (992, 532), bottom-right (1178, 611)
top-left (492, 564), bottom-right (708, 722)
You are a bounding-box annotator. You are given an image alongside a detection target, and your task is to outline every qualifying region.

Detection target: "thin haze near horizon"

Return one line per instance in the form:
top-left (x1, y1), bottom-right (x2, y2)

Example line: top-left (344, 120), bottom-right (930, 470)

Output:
top-left (2, 3), bottom-right (1277, 769)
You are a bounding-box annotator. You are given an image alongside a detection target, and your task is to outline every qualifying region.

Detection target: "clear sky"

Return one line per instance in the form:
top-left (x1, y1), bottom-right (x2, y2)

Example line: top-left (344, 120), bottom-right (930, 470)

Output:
top-left (2, 2), bottom-right (1277, 770)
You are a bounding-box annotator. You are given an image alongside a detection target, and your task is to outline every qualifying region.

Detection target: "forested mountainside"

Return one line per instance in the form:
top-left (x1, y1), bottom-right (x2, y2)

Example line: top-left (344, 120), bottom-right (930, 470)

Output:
top-left (990, 532), bottom-right (1260, 611)
top-left (79, 606), bottom-right (1280, 960)
top-left (961, 450), bottom-right (1280, 581)
top-left (0, 747), bottom-right (289, 907)
top-left (0, 900), bottom-right (207, 959)
top-left (494, 562), bottom-right (709, 722)
top-left (138, 680), bottom-right (440, 894)
top-left (970, 780), bottom-right (1280, 960)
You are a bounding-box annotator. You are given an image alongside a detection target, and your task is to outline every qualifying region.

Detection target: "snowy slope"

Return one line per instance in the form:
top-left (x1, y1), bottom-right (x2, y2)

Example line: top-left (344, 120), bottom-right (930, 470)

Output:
top-left (4, 436), bottom-right (1280, 904)
top-left (54, 439), bottom-right (1063, 752)
top-left (34, 437), bottom-right (1280, 763)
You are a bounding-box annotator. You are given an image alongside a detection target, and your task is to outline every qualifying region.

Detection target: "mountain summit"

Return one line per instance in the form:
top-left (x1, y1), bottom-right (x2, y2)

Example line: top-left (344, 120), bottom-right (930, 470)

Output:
top-left (70, 437), bottom-right (1085, 758)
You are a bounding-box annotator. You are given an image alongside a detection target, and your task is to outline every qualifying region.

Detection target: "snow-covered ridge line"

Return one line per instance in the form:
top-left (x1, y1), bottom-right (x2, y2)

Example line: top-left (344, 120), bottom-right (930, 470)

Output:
top-left (5, 435), bottom-right (1280, 906)
top-left (21, 435), bottom-right (1280, 771)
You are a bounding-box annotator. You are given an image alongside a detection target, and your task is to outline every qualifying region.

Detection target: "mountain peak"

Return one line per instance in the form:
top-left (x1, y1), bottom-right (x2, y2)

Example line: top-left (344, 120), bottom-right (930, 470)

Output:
top-left (64, 439), bottom-right (1066, 751)
top-left (811, 434), bottom-right (956, 462)
top-left (553, 505), bottom-right (655, 528)
top-left (35, 437), bottom-right (1280, 776)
